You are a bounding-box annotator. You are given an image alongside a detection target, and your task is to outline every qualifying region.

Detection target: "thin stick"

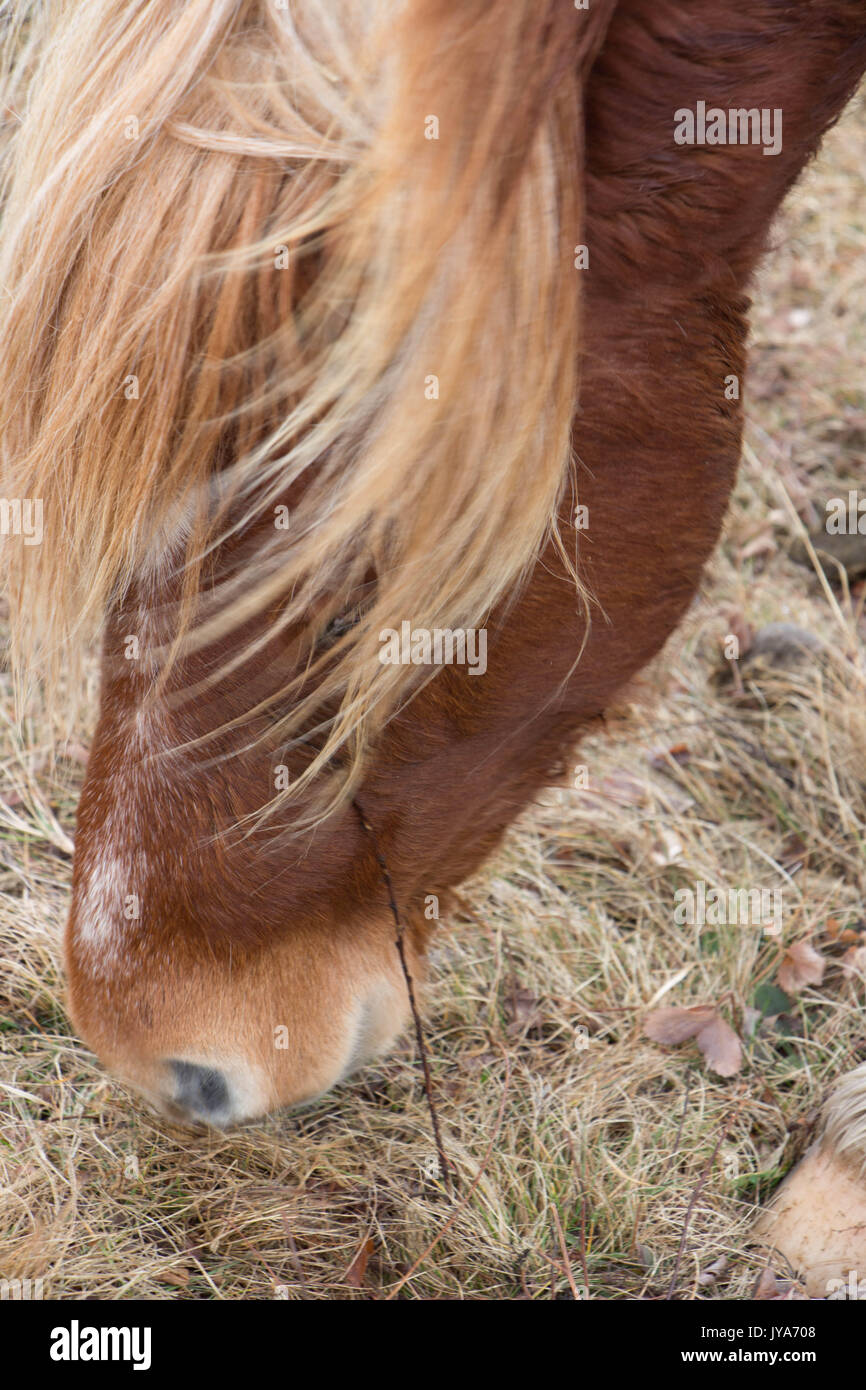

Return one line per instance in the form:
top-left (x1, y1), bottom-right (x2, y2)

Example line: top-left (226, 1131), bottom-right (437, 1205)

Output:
top-left (666, 1111), bottom-right (732, 1300)
top-left (353, 799), bottom-right (452, 1195)
top-left (662, 1073), bottom-right (692, 1178)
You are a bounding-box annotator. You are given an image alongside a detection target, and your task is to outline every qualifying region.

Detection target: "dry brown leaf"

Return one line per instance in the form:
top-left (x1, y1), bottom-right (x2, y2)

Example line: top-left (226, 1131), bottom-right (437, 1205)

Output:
top-left (644, 1005), bottom-right (716, 1044)
top-left (695, 1014), bottom-right (743, 1077)
top-left (822, 916), bottom-right (863, 948)
top-left (645, 1005), bottom-right (743, 1076)
top-left (697, 1256), bottom-right (729, 1288)
top-left (777, 940), bottom-right (826, 995)
top-left (753, 1267), bottom-right (808, 1300)
top-left (754, 1268), bottom-right (781, 1300)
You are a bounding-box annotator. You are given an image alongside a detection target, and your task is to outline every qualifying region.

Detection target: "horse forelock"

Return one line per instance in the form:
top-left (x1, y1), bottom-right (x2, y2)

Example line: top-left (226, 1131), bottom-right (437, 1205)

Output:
top-left (0, 0), bottom-right (608, 823)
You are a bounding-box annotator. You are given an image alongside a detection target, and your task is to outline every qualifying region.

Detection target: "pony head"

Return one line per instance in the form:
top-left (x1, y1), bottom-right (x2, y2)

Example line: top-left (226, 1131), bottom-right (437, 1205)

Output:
top-left (0, 0), bottom-right (601, 1121)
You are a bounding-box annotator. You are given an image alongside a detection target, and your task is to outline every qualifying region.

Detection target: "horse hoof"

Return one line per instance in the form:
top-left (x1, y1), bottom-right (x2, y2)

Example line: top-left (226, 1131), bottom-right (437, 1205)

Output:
top-left (754, 1066), bottom-right (866, 1297)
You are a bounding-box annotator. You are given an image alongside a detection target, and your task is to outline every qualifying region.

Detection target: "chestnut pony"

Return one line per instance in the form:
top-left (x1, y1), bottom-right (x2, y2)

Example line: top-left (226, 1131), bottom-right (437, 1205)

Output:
top-left (1, 0), bottom-right (865, 1287)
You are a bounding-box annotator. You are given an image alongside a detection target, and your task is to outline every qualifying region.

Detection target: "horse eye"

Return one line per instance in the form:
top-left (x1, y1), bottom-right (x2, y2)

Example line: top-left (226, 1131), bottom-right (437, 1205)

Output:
top-left (319, 609), bottom-right (361, 649)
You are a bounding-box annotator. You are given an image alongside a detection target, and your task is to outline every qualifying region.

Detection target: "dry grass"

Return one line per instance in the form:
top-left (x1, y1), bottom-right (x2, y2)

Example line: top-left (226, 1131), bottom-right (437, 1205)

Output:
top-left (1, 92), bottom-right (865, 1302)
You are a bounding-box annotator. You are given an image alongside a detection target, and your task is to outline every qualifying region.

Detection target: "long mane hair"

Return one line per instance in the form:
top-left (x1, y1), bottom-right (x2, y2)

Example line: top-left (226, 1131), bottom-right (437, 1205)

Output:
top-left (0, 0), bottom-right (599, 822)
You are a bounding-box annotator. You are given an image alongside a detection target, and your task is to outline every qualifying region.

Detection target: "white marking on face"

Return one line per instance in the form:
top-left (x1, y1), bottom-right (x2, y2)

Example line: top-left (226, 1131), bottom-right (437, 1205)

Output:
top-left (73, 689), bottom-right (178, 970)
top-left (74, 847), bottom-right (134, 963)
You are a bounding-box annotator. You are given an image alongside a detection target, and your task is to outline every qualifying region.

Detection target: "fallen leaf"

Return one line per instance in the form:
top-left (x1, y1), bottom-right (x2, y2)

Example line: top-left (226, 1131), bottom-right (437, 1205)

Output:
top-left (644, 1005), bottom-right (743, 1076)
top-left (698, 1256), bottom-right (729, 1288)
top-left (777, 940), bottom-right (826, 995)
top-left (754, 1268), bottom-right (780, 1300)
top-left (823, 915), bottom-right (864, 948)
top-left (695, 1014), bottom-right (743, 1077)
top-left (752, 982), bottom-right (793, 1018)
top-left (644, 1005), bottom-right (716, 1044)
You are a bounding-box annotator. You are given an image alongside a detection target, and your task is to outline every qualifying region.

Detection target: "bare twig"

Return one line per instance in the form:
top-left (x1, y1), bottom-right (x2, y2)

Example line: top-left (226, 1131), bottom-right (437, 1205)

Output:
top-left (662, 1073), bottom-right (693, 1179)
top-left (353, 799), bottom-right (452, 1195)
top-left (666, 1110), bottom-right (733, 1300)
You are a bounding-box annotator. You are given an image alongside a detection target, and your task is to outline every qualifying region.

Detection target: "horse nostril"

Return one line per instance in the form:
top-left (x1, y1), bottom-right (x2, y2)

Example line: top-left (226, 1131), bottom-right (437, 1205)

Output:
top-left (168, 1060), bottom-right (231, 1120)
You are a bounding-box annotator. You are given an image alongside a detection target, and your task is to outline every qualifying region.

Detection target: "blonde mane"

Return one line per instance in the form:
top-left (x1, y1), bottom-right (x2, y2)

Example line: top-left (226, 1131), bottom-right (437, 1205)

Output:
top-left (0, 0), bottom-right (594, 821)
